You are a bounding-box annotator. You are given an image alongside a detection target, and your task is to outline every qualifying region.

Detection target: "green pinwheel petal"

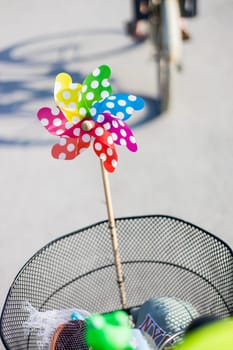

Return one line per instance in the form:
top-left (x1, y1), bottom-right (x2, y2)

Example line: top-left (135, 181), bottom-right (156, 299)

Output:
top-left (78, 65), bottom-right (112, 117)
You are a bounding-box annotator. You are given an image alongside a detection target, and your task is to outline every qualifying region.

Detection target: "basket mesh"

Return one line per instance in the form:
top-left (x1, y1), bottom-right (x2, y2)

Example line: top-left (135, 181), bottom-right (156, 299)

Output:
top-left (0, 215), bottom-right (232, 349)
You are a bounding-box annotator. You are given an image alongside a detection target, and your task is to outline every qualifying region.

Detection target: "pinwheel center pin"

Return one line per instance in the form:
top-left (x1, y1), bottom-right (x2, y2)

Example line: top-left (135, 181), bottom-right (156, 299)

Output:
top-left (81, 120), bottom-right (95, 132)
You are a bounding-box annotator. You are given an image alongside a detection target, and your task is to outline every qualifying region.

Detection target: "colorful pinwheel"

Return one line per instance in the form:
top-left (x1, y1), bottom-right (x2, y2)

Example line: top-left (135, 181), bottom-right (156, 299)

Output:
top-left (37, 65), bottom-right (144, 172)
top-left (37, 65), bottom-right (145, 310)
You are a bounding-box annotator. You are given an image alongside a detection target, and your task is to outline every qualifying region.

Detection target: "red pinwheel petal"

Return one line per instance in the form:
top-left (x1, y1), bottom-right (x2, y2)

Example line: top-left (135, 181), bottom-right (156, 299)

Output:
top-left (51, 136), bottom-right (91, 160)
top-left (37, 107), bottom-right (69, 136)
top-left (51, 138), bottom-right (79, 160)
top-left (92, 127), bottom-right (118, 172)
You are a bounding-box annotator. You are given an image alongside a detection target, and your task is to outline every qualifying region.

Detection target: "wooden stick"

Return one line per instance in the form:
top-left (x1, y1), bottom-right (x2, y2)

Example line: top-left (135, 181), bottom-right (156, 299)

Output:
top-left (100, 160), bottom-right (127, 309)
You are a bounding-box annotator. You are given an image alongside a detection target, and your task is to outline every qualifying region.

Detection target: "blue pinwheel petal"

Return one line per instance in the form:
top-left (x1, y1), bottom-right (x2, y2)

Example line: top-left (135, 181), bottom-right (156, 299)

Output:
top-left (91, 93), bottom-right (144, 121)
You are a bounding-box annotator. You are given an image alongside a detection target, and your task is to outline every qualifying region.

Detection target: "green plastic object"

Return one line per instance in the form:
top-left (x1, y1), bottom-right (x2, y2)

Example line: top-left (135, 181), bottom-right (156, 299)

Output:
top-left (175, 317), bottom-right (233, 350)
top-left (85, 311), bottom-right (134, 350)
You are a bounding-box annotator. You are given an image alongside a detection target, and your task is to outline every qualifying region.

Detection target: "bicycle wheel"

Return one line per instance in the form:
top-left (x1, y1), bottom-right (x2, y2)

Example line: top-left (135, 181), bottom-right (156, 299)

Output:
top-left (149, 0), bottom-right (182, 112)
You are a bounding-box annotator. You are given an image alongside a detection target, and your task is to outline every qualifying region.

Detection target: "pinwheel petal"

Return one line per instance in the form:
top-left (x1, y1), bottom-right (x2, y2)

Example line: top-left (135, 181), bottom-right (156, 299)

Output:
top-left (78, 65), bottom-right (112, 117)
top-left (51, 138), bottom-right (79, 160)
top-left (96, 113), bottom-right (138, 152)
top-left (37, 106), bottom-right (84, 138)
top-left (54, 72), bottom-right (83, 123)
top-left (51, 136), bottom-right (91, 160)
top-left (91, 93), bottom-right (144, 121)
top-left (93, 138), bottom-right (118, 173)
top-left (91, 126), bottom-right (118, 173)
top-left (37, 106), bottom-right (69, 136)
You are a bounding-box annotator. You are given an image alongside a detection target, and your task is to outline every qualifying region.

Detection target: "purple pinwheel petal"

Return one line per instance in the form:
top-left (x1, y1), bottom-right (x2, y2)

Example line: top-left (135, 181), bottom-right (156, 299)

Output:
top-left (96, 112), bottom-right (137, 152)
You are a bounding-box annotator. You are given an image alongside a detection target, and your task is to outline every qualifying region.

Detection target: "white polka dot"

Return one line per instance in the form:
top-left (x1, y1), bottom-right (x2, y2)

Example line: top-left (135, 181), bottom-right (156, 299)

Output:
top-left (100, 153), bottom-right (107, 161)
top-left (112, 133), bottom-right (118, 141)
top-left (106, 102), bottom-right (114, 108)
top-left (56, 129), bottom-right (64, 135)
top-left (82, 134), bottom-right (91, 143)
top-left (95, 142), bottom-right (102, 151)
top-left (126, 107), bottom-right (133, 114)
top-left (79, 107), bottom-right (87, 116)
top-left (118, 120), bottom-right (124, 126)
top-left (97, 114), bottom-right (105, 123)
top-left (120, 129), bottom-right (127, 137)
top-left (112, 159), bottom-right (117, 168)
top-left (58, 153), bottom-right (66, 160)
top-left (93, 68), bottom-right (100, 77)
top-left (71, 116), bottom-right (79, 124)
top-left (130, 136), bottom-right (136, 144)
top-left (102, 79), bottom-right (110, 87)
top-left (86, 92), bottom-right (94, 100)
top-left (104, 122), bottom-right (111, 130)
top-left (63, 91), bottom-right (71, 100)
top-left (116, 112), bottom-right (124, 119)
top-left (69, 102), bottom-right (77, 110)
top-left (67, 143), bottom-right (75, 152)
top-left (107, 136), bottom-right (113, 145)
top-left (41, 118), bottom-right (49, 126)
top-left (108, 96), bottom-right (116, 100)
top-left (53, 118), bottom-right (62, 127)
top-left (128, 95), bottom-right (136, 101)
top-left (82, 85), bottom-right (87, 93)
top-left (91, 80), bottom-right (99, 89)
top-left (101, 91), bottom-right (110, 99)
top-left (65, 121), bottom-right (73, 129)
top-left (118, 100), bottom-right (126, 106)
top-left (112, 120), bottom-right (118, 128)
top-left (59, 138), bottom-right (67, 146)
top-left (70, 83), bottom-right (78, 90)
top-left (73, 128), bottom-right (80, 136)
top-left (51, 107), bottom-right (60, 115)
top-left (95, 127), bottom-right (104, 136)
top-left (107, 148), bottom-right (113, 156)
top-left (120, 138), bottom-right (127, 146)
top-left (90, 107), bottom-right (97, 116)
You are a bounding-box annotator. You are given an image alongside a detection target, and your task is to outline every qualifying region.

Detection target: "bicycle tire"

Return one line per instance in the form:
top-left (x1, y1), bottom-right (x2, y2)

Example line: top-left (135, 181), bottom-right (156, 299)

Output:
top-left (149, 0), bottom-right (182, 112)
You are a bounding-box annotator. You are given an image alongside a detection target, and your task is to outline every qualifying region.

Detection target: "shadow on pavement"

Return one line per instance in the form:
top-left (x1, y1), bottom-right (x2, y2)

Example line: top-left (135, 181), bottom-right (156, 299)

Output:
top-left (0, 28), bottom-right (161, 146)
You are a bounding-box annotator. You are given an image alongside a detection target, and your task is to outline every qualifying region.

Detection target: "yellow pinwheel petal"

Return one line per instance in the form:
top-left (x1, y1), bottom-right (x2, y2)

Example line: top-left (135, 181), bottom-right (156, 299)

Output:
top-left (54, 72), bottom-right (83, 123)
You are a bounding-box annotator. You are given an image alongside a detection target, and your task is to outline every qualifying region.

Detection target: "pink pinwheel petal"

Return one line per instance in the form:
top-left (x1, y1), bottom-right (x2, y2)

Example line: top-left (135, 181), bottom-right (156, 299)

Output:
top-left (96, 112), bottom-right (138, 152)
top-left (37, 106), bottom-right (72, 137)
top-left (37, 106), bottom-right (91, 139)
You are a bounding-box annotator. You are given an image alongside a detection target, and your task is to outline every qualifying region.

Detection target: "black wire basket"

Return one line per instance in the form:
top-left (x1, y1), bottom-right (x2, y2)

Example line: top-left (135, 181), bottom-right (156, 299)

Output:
top-left (1, 215), bottom-right (233, 350)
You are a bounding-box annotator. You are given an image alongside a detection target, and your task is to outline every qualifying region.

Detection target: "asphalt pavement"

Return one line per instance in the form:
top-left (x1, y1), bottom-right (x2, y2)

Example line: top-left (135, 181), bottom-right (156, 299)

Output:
top-left (0, 1), bottom-right (233, 348)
